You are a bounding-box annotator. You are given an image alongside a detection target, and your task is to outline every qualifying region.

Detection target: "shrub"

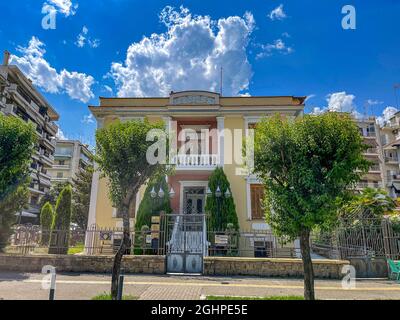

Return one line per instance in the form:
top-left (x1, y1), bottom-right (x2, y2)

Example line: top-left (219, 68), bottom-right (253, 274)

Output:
top-left (40, 202), bottom-right (54, 245)
top-left (205, 167), bottom-right (239, 231)
top-left (48, 185), bottom-right (72, 255)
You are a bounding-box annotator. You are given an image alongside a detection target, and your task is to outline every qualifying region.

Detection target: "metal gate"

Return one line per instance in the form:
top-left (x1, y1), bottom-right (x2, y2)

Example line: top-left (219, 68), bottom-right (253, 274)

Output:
top-left (164, 214), bottom-right (207, 274)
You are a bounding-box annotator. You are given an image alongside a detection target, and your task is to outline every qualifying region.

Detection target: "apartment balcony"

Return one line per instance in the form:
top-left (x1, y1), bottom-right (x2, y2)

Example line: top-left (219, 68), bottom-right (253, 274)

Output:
top-left (39, 151), bottom-right (54, 167)
top-left (385, 156), bottom-right (399, 164)
top-left (172, 154), bottom-right (219, 170)
top-left (369, 165), bottom-right (381, 173)
top-left (45, 120), bottom-right (58, 136)
top-left (52, 164), bottom-right (71, 170)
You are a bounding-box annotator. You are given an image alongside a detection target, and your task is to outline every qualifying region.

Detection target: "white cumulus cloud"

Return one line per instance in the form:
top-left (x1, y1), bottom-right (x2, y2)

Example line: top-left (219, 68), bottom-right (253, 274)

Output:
top-left (75, 26), bottom-right (100, 48)
top-left (256, 38), bottom-right (293, 59)
top-left (10, 36), bottom-right (95, 103)
top-left (43, 0), bottom-right (78, 17)
top-left (81, 114), bottom-right (95, 124)
top-left (376, 106), bottom-right (398, 127)
top-left (311, 92), bottom-right (361, 118)
top-left (269, 4), bottom-right (287, 21)
top-left (109, 6), bottom-right (255, 97)
top-left (326, 91), bottom-right (356, 113)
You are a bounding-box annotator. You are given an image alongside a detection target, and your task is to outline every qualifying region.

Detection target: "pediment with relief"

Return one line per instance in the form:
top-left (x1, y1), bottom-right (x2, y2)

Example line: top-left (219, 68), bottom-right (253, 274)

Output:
top-left (170, 91), bottom-right (219, 106)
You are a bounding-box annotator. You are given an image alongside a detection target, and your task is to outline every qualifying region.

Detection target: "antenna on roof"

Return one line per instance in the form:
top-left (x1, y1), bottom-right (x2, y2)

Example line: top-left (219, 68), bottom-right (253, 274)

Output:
top-left (220, 67), bottom-right (223, 96)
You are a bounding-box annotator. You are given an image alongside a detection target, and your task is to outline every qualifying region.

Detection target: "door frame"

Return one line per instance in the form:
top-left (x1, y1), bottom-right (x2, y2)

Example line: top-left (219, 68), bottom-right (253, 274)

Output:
top-left (179, 181), bottom-right (209, 215)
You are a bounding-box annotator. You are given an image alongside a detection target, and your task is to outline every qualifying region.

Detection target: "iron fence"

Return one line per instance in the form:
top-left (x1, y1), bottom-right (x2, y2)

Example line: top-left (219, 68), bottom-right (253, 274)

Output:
top-left (311, 218), bottom-right (400, 260)
top-left (2, 224), bottom-right (300, 258)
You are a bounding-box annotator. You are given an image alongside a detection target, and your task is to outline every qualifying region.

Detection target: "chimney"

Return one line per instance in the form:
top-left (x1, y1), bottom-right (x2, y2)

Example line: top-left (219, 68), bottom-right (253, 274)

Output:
top-left (3, 50), bottom-right (10, 66)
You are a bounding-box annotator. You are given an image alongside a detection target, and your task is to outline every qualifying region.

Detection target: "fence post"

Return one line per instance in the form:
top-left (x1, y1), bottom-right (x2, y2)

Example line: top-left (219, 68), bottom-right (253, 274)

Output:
top-left (382, 217), bottom-right (395, 260)
top-left (117, 269), bottom-right (125, 301)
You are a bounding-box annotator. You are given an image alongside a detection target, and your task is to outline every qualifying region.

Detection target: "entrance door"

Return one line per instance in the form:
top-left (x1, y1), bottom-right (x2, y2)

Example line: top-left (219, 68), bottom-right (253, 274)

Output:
top-left (165, 187), bottom-right (206, 274)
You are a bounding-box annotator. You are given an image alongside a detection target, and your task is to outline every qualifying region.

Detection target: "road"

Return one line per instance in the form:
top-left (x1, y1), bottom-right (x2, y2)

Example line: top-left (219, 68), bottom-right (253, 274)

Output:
top-left (0, 272), bottom-right (399, 300)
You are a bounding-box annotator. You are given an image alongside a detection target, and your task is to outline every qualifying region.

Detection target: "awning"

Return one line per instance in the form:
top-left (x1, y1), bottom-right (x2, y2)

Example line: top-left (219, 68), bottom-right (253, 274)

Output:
top-left (392, 183), bottom-right (400, 193)
top-left (15, 211), bottom-right (37, 218)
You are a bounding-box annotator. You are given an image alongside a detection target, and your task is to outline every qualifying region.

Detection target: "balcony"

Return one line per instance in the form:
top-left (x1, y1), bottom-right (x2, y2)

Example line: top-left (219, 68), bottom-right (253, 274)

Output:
top-left (385, 156), bottom-right (399, 163)
top-left (369, 164), bottom-right (381, 172)
top-left (172, 154), bottom-right (218, 170)
top-left (365, 148), bottom-right (379, 155)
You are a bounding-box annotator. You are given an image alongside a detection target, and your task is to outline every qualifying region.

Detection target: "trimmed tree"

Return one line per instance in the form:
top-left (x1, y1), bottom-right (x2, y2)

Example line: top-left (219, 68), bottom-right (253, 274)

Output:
top-left (253, 113), bottom-right (370, 300)
top-left (0, 113), bottom-right (36, 201)
top-left (0, 185), bottom-right (29, 252)
top-left (205, 167), bottom-right (239, 231)
top-left (0, 114), bottom-right (36, 250)
top-left (135, 175), bottom-right (172, 232)
top-left (134, 175), bottom-right (172, 254)
top-left (96, 119), bottom-right (167, 300)
top-left (48, 185), bottom-right (72, 255)
top-left (40, 202), bottom-right (54, 245)
top-left (72, 165), bottom-right (93, 230)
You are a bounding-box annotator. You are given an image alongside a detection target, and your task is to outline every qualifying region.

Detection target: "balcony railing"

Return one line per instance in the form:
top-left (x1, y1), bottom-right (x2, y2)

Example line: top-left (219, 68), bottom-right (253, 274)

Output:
top-left (385, 156), bottom-right (399, 163)
top-left (172, 154), bottom-right (218, 169)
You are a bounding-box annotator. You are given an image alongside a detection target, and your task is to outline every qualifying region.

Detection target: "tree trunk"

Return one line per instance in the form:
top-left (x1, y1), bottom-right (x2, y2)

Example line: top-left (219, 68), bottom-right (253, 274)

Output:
top-left (111, 205), bottom-right (130, 300)
top-left (300, 229), bottom-right (315, 300)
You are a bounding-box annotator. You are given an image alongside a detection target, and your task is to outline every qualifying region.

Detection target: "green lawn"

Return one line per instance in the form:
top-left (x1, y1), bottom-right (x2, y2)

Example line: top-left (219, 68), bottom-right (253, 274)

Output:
top-left (92, 293), bottom-right (138, 300)
top-left (206, 295), bottom-right (304, 300)
top-left (68, 243), bottom-right (84, 255)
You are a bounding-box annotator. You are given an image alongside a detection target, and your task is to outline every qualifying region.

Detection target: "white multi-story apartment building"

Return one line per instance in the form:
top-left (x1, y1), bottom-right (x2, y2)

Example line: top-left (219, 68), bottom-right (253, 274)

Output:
top-left (48, 140), bottom-right (93, 184)
top-left (355, 117), bottom-right (385, 192)
top-left (0, 51), bottom-right (59, 221)
top-left (380, 112), bottom-right (400, 198)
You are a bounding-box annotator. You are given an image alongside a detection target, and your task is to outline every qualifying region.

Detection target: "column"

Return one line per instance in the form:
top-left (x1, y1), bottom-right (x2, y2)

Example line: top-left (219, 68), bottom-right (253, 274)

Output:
top-left (217, 117), bottom-right (225, 167)
top-left (84, 117), bottom-right (104, 254)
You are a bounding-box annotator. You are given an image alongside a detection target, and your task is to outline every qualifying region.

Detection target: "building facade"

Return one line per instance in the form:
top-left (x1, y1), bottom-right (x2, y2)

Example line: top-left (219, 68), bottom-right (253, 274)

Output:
top-left (48, 140), bottom-right (93, 185)
top-left (0, 53), bottom-right (59, 221)
top-left (86, 91), bottom-right (305, 260)
top-left (379, 112), bottom-right (400, 198)
top-left (355, 117), bottom-right (385, 192)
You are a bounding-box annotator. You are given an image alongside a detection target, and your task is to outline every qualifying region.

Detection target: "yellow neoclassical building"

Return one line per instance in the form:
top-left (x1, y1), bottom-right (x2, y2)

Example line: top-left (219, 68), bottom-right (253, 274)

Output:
top-left (86, 91), bottom-right (305, 270)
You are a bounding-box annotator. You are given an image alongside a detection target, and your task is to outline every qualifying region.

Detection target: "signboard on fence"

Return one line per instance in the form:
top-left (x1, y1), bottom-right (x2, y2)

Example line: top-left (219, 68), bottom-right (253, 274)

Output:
top-left (215, 235), bottom-right (229, 246)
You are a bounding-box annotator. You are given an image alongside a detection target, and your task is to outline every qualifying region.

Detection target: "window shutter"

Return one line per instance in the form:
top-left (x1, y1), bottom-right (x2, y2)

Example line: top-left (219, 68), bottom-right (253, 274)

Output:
top-left (250, 184), bottom-right (265, 220)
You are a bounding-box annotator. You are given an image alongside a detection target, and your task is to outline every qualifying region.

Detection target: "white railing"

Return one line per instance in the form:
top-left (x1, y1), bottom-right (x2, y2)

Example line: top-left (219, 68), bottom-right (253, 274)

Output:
top-left (172, 154), bottom-right (218, 169)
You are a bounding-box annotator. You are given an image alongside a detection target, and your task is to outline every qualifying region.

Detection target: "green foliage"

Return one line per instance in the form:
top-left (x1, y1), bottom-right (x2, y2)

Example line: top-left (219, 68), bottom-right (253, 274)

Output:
top-left (72, 165), bottom-right (93, 230)
top-left (39, 181), bottom-right (71, 208)
top-left (343, 188), bottom-right (396, 221)
top-left (49, 185), bottom-right (72, 254)
top-left (40, 202), bottom-right (54, 245)
top-left (92, 293), bottom-right (137, 300)
top-left (205, 167), bottom-right (239, 231)
top-left (95, 119), bottom-right (166, 210)
top-left (135, 175), bottom-right (172, 232)
top-left (0, 113), bottom-right (36, 201)
top-left (253, 113), bottom-right (370, 239)
top-left (0, 185), bottom-right (29, 251)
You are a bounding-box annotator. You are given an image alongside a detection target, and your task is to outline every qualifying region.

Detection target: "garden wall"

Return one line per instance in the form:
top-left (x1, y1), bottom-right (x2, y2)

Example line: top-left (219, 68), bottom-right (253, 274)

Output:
top-left (0, 254), bottom-right (349, 279)
top-left (204, 257), bottom-right (350, 279)
top-left (0, 254), bottom-right (166, 274)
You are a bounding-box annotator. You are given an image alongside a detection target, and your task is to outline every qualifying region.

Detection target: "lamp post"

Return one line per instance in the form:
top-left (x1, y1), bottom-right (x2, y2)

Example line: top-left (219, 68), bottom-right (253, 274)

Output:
top-left (207, 185), bottom-right (231, 231)
top-left (150, 185), bottom-right (175, 253)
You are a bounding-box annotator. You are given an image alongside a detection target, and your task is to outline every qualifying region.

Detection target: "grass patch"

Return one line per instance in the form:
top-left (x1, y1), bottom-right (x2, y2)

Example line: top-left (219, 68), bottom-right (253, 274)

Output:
top-left (68, 243), bottom-right (84, 255)
top-left (92, 293), bottom-right (138, 300)
top-left (206, 295), bottom-right (304, 301)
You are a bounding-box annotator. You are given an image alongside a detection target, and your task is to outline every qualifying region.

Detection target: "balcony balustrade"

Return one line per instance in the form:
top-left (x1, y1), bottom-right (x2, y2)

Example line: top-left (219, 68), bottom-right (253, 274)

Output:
top-left (172, 154), bottom-right (219, 169)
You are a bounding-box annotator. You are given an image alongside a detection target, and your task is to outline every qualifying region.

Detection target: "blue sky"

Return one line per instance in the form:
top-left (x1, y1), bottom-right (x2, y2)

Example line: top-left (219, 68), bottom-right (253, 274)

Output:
top-left (1, 0), bottom-right (399, 146)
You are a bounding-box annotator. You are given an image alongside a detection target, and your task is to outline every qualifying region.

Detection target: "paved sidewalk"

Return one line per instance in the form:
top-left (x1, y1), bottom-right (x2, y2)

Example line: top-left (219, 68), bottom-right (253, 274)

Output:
top-left (0, 272), bottom-right (400, 300)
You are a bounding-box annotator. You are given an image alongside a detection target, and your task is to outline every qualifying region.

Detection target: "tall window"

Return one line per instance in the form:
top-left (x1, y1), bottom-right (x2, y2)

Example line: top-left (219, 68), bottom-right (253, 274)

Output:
top-left (250, 184), bottom-right (264, 220)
